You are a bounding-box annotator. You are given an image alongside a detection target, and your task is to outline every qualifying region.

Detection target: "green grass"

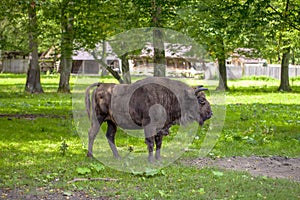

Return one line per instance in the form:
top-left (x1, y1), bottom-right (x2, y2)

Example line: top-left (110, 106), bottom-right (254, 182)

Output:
top-left (203, 92), bottom-right (300, 157)
top-left (0, 73), bottom-right (299, 199)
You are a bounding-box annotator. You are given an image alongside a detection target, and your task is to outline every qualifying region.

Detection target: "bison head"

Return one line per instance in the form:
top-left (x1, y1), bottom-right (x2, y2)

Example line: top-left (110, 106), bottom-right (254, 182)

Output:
top-left (194, 86), bottom-right (213, 125)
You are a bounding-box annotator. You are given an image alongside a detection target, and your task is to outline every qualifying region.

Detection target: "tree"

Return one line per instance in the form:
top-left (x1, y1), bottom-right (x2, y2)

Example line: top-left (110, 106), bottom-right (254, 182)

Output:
top-left (181, 0), bottom-right (248, 90)
top-left (151, 0), bottom-right (166, 77)
top-left (57, 0), bottom-right (137, 85)
top-left (140, 0), bottom-right (187, 77)
top-left (56, 0), bottom-right (188, 86)
top-left (279, 45), bottom-right (291, 91)
top-left (0, 1), bottom-right (28, 51)
top-left (111, 0), bottom-right (139, 83)
top-left (25, 1), bottom-right (43, 93)
top-left (257, 0), bottom-right (300, 91)
top-left (111, 0), bottom-right (187, 78)
top-left (276, 0), bottom-right (293, 91)
top-left (1, 0), bottom-right (61, 93)
top-left (57, 0), bottom-right (74, 93)
top-left (120, 51), bottom-right (131, 83)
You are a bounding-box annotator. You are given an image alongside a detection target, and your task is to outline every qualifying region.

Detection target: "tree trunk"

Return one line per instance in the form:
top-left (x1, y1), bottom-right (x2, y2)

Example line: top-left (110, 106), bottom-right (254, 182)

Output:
top-left (151, 0), bottom-right (166, 77)
top-left (121, 53), bottom-right (131, 84)
top-left (153, 29), bottom-right (166, 77)
top-left (278, 0), bottom-right (291, 92)
top-left (25, 1), bottom-right (43, 94)
top-left (58, 57), bottom-right (72, 93)
top-left (216, 37), bottom-right (229, 91)
top-left (291, 49), bottom-right (295, 65)
top-left (217, 56), bottom-right (229, 91)
top-left (100, 41), bottom-right (108, 76)
top-left (58, 0), bottom-right (74, 93)
top-left (278, 47), bottom-right (291, 91)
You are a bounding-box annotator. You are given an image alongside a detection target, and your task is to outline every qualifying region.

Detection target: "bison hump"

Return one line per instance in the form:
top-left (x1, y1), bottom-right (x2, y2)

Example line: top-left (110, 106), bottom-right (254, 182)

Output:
top-left (128, 83), bottom-right (180, 127)
top-left (110, 77), bottom-right (199, 130)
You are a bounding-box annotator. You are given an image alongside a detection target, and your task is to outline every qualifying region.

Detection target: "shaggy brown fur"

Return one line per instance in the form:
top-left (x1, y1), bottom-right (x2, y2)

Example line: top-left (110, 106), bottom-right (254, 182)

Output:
top-left (85, 77), bottom-right (212, 162)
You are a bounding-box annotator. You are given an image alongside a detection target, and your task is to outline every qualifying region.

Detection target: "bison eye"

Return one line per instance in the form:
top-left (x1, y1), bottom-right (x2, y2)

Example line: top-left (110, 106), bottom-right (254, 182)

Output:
top-left (198, 98), bottom-right (205, 105)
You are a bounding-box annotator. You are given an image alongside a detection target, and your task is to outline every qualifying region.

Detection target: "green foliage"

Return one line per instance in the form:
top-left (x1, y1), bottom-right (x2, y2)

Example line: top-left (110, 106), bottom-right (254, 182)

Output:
top-left (90, 163), bottom-right (105, 173)
top-left (212, 170), bottom-right (224, 177)
top-left (76, 167), bottom-right (91, 175)
top-left (74, 163), bottom-right (105, 175)
top-left (131, 168), bottom-right (166, 178)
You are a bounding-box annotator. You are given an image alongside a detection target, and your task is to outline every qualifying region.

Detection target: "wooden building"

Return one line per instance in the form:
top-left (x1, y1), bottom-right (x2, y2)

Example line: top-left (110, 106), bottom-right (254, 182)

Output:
top-left (129, 43), bottom-right (205, 77)
top-left (71, 46), bottom-right (120, 75)
top-left (0, 51), bottom-right (29, 73)
top-left (226, 48), bottom-right (267, 67)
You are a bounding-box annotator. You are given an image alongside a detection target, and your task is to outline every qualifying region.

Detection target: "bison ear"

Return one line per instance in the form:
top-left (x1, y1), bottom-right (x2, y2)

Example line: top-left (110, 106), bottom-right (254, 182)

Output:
top-left (184, 89), bottom-right (197, 100)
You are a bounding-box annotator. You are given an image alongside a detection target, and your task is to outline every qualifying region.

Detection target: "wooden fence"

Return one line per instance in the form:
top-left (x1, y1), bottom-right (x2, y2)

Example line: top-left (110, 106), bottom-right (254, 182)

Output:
top-left (1, 58), bottom-right (300, 80)
top-left (1, 59), bottom-right (29, 73)
top-left (205, 64), bottom-right (300, 80)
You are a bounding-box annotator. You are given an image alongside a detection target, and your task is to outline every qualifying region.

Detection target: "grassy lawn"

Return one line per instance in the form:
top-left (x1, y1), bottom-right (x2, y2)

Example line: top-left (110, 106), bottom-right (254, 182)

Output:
top-left (0, 73), bottom-right (299, 199)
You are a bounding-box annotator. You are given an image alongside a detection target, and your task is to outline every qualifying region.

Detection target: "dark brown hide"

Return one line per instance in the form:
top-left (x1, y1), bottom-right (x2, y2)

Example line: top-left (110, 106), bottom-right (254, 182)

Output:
top-left (86, 77), bottom-right (212, 162)
top-left (128, 83), bottom-right (181, 128)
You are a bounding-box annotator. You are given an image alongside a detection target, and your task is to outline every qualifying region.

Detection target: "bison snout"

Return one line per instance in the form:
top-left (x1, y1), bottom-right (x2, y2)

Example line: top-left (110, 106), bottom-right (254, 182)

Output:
top-left (205, 111), bottom-right (213, 121)
top-left (207, 111), bottom-right (213, 119)
top-left (200, 111), bottom-right (213, 126)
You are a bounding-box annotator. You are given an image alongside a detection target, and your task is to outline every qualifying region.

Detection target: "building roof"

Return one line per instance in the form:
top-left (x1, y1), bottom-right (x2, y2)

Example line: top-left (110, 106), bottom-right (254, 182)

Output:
top-left (72, 50), bottom-right (95, 60)
top-left (230, 48), bottom-right (267, 64)
top-left (138, 43), bottom-right (193, 58)
top-left (72, 42), bottom-right (200, 61)
top-left (72, 43), bottom-right (118, 61)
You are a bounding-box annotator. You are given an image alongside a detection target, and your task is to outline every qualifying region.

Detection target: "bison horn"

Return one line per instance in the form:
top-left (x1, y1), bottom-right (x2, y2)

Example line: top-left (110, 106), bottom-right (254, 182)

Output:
top-left (195, 86), bottom-right (208, 94)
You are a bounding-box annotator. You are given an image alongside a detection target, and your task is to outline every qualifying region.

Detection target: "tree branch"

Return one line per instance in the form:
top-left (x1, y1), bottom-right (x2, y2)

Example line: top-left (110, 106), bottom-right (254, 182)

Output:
top-left (91, 50), bottom-right (124, 83)
top-left (268, 3), bottom-right (300, 31)
top-left (67, 177), bottom-right (119, 184)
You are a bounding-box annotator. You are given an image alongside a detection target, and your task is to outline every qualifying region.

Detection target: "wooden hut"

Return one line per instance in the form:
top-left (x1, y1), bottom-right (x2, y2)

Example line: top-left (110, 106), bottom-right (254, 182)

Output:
top-left (1, 51), bottom-right (29, 73)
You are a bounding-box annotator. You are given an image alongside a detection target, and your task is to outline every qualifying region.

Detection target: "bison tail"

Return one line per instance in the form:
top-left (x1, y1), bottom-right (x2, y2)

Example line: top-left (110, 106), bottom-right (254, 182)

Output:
top-left (85, 82), bottom-right (101, 120)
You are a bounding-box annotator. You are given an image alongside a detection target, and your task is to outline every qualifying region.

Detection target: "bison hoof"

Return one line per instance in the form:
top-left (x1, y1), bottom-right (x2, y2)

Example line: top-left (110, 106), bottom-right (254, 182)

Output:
top-left (155, 155), bottom-right (161, 161)
top-left (114, 155), bottom-right (122, 160)
top-left (148, 156), bottom-right (155, 163)
top-left (155, 150), bottom-right (161, 161)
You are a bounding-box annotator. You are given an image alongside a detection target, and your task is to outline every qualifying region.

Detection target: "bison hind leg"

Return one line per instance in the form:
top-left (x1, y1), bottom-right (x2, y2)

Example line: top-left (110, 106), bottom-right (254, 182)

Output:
top-left (87, 118), bottom-right (101, 157)
top-left (106, 121), bottom-right (121, 159)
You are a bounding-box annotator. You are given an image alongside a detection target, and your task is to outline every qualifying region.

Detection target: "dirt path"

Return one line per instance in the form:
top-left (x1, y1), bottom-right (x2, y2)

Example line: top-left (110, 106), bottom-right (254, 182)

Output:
top-left (0, 114), bottom-right (71, 120)
top-left (185, 156), bottom-right (300, 182)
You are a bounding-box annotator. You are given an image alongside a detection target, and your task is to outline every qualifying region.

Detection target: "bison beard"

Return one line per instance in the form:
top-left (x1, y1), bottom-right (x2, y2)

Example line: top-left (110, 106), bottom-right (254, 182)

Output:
top-left (85, 77), bottom-right (212, 162)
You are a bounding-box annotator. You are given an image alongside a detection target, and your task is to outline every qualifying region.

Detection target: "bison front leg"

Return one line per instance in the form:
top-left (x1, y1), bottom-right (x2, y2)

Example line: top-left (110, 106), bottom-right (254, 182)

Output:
top-left (106, 121), bottom-right (120, 159)
top-left (154, 134), bottom-right (163, 160)
top-left (144, 123), bottom-right (157, 163)
top-left (145, 136), bottom-right (155, 163)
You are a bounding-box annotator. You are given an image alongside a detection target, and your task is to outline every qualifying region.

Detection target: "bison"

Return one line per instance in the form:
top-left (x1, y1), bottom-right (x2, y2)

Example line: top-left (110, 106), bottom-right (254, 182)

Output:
top-left (85, 77), bottom-right (212, 162)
